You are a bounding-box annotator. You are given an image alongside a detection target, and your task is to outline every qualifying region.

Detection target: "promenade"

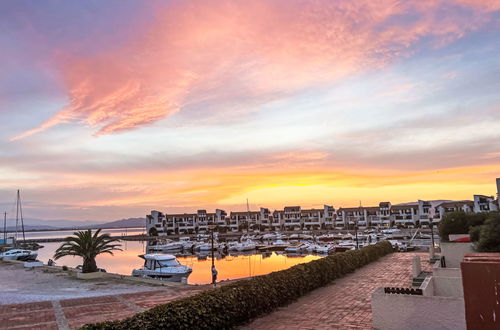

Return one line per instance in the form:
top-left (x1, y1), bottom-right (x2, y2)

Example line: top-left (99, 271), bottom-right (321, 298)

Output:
top-left (0, 252), bottom-right (428, 329)
top-left (243, 252), bottom-right (429, 330)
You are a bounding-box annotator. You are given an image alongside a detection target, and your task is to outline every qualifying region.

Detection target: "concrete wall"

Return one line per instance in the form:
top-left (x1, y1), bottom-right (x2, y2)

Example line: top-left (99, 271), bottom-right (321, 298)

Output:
top-left (433, 261), bottom-right (461, 277)
top-left (433, 276), bottom-right (463, 297)
top-left (440, 242), bottom-right (473, 268)
top-left (372, 287), bottom-right (466, 330)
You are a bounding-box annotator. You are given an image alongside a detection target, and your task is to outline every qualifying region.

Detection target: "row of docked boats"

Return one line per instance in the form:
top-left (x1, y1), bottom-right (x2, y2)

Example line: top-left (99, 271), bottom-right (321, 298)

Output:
top-left (131, 228), bottom-right (430, 282)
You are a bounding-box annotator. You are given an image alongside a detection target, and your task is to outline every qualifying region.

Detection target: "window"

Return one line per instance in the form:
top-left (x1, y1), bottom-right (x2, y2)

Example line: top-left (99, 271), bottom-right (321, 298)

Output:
top-left (158, 259), bottom-right (180, 267)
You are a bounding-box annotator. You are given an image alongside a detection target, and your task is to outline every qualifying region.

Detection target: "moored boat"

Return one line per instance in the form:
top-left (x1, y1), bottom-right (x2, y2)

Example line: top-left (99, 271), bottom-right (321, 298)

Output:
top-left (132, 254), bottom-right (192, 282)
top-left (0, 249), bottom-right (38, 261)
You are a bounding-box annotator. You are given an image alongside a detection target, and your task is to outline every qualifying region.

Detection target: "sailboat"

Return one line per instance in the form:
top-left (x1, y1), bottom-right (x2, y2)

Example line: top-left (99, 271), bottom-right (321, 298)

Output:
top-left (0, 190), bottom-right (38, 261)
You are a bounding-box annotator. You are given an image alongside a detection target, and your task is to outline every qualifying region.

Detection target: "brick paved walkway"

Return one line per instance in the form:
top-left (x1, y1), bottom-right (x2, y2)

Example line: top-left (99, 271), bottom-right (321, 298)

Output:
top-left (243, 252), bottom-right (429, 330)
top-left (0, 285), bottom-right (208, 329)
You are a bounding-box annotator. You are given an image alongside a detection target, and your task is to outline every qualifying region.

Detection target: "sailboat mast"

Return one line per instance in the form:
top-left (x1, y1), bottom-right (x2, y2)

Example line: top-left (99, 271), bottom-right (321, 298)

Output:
top-left (19, 191), bottom-right (26, 243)
top-left (3, 212), bottom-right (6, 243)
top-left (15, 190), bottom-right (19, 246)
top-left (246, 198), bottom-right (250, 231)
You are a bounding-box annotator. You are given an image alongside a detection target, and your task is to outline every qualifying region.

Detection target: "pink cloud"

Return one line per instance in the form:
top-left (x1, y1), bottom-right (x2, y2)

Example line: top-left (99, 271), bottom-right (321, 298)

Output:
top-left (12, 0), bottom-right (499, 140)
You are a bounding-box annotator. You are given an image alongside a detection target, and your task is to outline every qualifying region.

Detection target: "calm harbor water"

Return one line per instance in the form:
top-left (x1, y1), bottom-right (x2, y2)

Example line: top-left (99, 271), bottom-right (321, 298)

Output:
top-left (35, 239), bottom-right (322, 285)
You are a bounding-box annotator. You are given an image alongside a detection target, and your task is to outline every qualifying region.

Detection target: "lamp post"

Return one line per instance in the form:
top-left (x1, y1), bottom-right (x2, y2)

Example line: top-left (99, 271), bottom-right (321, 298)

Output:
top-left (208, 224), bottom-right (217, 285)
top-left (355, 222), bottom-right (359, 250)
top-left (429, 221), bottom-right (435, 259)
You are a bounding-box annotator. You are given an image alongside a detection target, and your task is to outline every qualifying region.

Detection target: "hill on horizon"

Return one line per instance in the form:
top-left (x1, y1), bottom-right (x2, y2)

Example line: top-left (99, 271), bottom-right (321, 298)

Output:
top-left (1, 217), bottom-right (146, 231)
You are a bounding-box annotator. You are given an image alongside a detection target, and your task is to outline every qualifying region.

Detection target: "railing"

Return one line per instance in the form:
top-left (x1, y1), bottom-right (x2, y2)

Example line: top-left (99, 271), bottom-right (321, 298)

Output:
top-left (384, 287), bottom-right (423, 295)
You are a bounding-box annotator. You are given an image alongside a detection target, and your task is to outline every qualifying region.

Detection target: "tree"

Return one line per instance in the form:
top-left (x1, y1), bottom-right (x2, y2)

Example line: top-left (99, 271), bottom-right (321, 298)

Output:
top-left (54, 229), bottom-right (122, 273)
top-left (472, 213), bottom-right (500, 252)
top-left (149, 227), bottom-right (158, 236)
top-left (438, 211), bottom-right (487, 242)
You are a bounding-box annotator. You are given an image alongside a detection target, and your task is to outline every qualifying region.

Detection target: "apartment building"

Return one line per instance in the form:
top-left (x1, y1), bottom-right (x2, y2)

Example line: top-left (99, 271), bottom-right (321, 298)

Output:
top-left (473, 195), bottom-right (499, 213)
top-left (391, 204), bottom-right (419, 227)
top-left (434, 201), bottom-right (474, 222)
top-left (146, 178), bottom-right (500, 235)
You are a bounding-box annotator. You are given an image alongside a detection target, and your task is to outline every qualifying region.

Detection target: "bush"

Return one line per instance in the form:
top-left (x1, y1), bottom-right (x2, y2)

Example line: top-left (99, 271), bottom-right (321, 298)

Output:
top-left (472, 212), bottom-right (500, 252)
top-left (82, 242), bottom-right (393, 330)
top-left (62, 265), bottom-right (68, 271)
top-left (438, 212), bottom-right (488, 241)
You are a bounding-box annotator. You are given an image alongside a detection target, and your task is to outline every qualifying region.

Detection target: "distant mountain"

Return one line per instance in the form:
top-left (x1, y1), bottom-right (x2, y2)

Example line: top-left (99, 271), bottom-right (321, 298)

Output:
top-left (91, 217), bottom-right (145, 228)
top-left (3, 225), bottom-right (56, 231)
top-left (0, 217), bottom-right (145, 232)
top-left (22, 218), bottom-right (101, 228)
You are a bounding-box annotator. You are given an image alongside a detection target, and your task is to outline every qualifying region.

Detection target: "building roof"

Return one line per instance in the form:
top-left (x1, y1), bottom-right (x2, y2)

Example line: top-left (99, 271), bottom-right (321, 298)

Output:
top-left (301, 208), bottom-right (323, 213)
top-left (436, 200), bottom-right (473, 208)
top-left (338, 207), bottom-right (364, 212)
top-left (391, 205), bottom-right (418, 210)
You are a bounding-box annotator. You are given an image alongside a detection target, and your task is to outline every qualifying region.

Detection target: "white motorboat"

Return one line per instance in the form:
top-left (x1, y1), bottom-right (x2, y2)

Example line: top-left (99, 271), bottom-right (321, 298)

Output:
top-left (194, 242), bottom-right (216, 251)
top-left (179, 237), bottom-right (194, 250)
top-left (0, 249), bottom-right (38, 261)
top-left (227, 240), bottom-right (256, 251)
top-left (262, 233), bottom-right (277, 240)
top-left (148, 241), bottom-right (184, 252)
top-left (237, 240), bottom-right (256, 251)
top-left (314, 245), bottom-right (333, 254)
top-left (285, 243), bottom-right (309, 253)
top-left (132, 254), bottom-right (192, 282)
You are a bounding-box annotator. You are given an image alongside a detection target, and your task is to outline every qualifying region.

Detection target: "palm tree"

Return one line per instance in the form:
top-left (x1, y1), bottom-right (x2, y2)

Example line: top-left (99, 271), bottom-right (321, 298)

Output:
top-left (54, 229), bottom-right (122, 273)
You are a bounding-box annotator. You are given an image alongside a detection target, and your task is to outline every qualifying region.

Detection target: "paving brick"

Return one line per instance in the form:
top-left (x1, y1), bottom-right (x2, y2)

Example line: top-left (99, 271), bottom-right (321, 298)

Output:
top-left (4, 322), bottom-right (59, 330)
top-left (0, 310), bottom-right (56, 329)
top-left (0, 301), bottom-right (53, 314)
top-left (60, 295), bottom-right (120, 308)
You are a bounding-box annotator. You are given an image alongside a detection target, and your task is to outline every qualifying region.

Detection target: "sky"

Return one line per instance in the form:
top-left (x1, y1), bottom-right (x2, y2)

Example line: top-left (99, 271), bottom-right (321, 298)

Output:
top-left (1, 0), bottom-right (500, 222)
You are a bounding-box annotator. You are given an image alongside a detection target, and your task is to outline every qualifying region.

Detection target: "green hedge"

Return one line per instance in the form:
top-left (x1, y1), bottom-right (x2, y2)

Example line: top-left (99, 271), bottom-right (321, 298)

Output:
top-left (82, 241), bottom-right (393, 330)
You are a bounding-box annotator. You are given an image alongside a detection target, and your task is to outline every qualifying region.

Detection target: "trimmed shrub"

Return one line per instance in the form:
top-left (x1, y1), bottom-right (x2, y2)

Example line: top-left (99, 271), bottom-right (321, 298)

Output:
top-left (82, 241), bottom-right (393, 330)
top-left (438, 211), bottom-right (488, 242)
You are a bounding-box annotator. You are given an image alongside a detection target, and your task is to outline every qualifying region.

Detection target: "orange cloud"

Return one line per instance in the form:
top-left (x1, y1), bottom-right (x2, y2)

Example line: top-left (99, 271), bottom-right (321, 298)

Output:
top-left (12, 0), bottom-right (499, 140)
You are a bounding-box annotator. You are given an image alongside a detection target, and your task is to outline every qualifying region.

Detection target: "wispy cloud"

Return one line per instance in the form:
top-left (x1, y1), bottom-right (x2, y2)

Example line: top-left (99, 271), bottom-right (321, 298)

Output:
top-left (10, 0), bottom-right (499, 140)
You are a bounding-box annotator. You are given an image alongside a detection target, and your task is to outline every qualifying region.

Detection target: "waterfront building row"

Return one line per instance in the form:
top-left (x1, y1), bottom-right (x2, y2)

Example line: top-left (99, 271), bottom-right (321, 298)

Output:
top-left (146, 194), bottom-right (499, 236)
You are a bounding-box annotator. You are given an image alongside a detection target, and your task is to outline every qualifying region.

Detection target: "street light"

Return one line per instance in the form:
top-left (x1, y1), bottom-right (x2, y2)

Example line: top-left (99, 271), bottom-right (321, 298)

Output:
top-left (355, 222), bottom-right (359, 250)
top-left (429, 221), bottom-right (435, 259)
top-left (208, 224), bottom-right (217, 286)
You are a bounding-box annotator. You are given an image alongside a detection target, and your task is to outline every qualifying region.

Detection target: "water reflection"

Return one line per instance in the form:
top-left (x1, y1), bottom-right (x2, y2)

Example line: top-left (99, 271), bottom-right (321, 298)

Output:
top-left (35, 240), bottom-right (321, 284)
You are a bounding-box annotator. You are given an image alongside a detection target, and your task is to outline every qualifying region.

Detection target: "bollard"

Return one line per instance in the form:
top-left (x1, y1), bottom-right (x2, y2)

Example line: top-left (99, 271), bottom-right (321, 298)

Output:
top-left (412, 255), bottom-right (421, 278)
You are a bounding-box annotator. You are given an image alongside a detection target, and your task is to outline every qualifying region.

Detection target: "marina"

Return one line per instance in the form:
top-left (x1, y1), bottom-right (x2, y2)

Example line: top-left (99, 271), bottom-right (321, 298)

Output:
top-left (30, 238), bottom-right (323, 284)
top-left (3, 226), bottom-right (436, 285)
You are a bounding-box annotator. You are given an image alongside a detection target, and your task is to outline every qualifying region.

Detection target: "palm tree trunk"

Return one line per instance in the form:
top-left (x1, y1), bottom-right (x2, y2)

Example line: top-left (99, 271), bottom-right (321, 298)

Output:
top-left (82, 257), bottom-right (98, 273)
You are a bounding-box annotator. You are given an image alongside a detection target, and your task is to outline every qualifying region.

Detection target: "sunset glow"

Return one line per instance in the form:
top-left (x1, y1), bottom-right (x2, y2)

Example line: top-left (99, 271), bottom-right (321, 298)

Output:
top-left (1, 0), bottom-right (500, 221)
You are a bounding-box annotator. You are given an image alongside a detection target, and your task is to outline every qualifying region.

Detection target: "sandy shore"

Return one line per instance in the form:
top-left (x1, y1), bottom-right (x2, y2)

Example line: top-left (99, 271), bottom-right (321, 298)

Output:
top-left (0, 261), bottom-right (165, 305)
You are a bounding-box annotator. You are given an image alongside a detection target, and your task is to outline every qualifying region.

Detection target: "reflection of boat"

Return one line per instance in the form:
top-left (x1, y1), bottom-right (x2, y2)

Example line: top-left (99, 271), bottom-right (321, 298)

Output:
top-left (132, 254), bottom-right (192, 282)
top-left (285, 252), bottom-right (307, 258)
top-left (0, 249), bottom-right (38, 261)
top-left (261, 251), bottom-right (272, 258)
